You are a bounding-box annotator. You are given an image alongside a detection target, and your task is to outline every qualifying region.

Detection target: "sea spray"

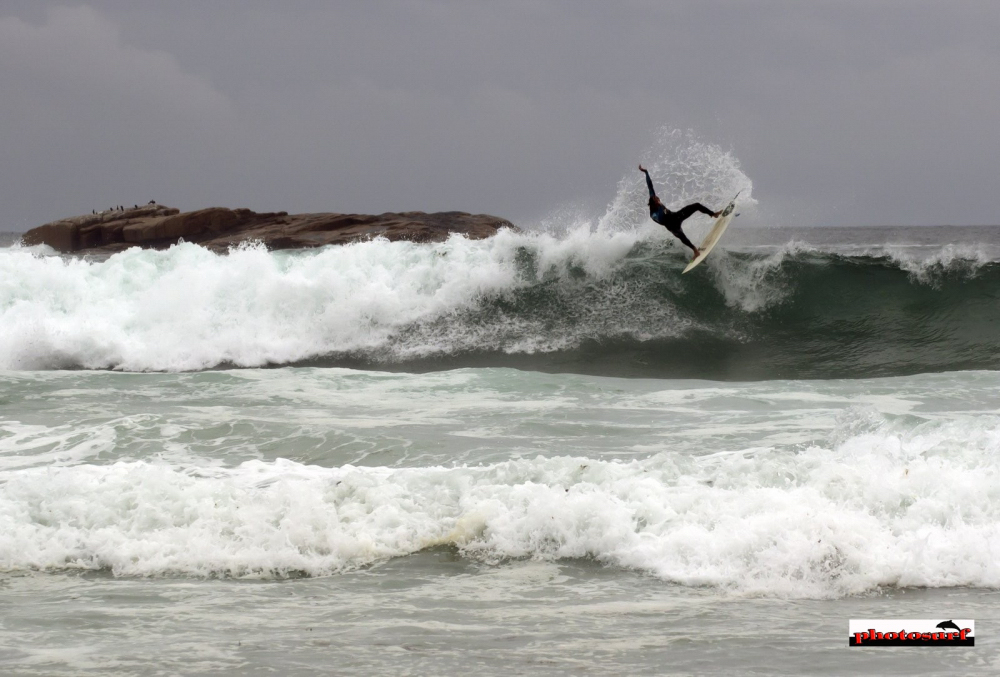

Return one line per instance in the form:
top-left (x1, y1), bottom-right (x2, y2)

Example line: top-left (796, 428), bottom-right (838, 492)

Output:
top-left (600, 127), bottom-right (756, 233)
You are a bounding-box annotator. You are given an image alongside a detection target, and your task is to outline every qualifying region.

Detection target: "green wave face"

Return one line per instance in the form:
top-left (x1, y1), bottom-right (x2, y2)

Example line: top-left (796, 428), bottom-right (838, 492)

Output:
top-left (356, 247), bottom-right (1000, 380)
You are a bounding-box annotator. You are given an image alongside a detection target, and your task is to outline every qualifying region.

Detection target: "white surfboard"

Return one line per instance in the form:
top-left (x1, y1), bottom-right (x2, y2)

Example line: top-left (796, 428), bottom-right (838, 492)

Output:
top-left (682, 192), bottom-right (741, 273)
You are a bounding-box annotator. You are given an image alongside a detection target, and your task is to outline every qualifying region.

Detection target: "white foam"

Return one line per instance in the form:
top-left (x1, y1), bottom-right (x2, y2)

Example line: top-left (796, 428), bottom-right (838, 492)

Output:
top-left (881, 243), bottom-right (994, 284)
top-left (0, 222), bottom-right (706, 370)
top-left (3, 410), bottom-right (1000, 597)
top-left (774, 240), bottom-right (997, 283)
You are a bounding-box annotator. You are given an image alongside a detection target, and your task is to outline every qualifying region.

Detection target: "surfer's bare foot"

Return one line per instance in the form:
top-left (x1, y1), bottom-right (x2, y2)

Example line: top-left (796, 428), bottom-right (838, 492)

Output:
top-left (712, 211), bottom-right (722, 218)
top-left (692, 249), bottom-right (701, 259)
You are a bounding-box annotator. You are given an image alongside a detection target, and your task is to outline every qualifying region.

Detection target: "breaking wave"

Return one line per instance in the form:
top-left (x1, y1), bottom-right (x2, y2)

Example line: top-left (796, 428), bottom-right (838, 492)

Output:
top-left (3, 404), bottom-right (1000, 598)
top-left (3, 227), bottom-right (1000, 379)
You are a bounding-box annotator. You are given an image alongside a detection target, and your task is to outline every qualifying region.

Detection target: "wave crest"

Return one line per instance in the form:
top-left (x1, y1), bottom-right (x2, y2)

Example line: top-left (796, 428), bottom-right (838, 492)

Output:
top-left (3, 230), bottom-right (1000, 378)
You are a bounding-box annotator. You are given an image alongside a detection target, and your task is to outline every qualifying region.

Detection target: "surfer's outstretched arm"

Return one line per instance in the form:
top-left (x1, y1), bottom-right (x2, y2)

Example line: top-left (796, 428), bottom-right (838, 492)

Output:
top-left (639, 165), bottom-right (656, 199)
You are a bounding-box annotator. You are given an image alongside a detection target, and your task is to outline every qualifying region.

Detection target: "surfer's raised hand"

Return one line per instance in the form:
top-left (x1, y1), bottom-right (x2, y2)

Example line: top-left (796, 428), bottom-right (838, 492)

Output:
top-left (638, 164), bottom-right (647, 173)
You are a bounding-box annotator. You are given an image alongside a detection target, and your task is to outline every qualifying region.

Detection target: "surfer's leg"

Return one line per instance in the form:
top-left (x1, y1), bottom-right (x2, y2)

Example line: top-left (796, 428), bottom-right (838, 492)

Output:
top-left (675, 202), bottom-right (715, 222)
top-left (666, 224), bottom-right (698, 254)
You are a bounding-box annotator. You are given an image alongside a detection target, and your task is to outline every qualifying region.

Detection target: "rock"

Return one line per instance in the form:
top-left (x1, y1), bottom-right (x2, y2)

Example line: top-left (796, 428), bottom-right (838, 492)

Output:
top-left (22, 221), bottom-right (79, 252)
top-left (20, 205), bottom-right (180, 251)
top-left (20, 205), bottom-right (516, 254)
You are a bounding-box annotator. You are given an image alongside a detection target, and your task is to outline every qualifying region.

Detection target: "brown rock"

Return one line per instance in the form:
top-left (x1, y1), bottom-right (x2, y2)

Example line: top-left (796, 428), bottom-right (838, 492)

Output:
top-left (21, 221), bottom-right (80, 251)
top-left (21, 204), bottom-right (516, 255)
top-left (122, 207), bottom-right (246, 244)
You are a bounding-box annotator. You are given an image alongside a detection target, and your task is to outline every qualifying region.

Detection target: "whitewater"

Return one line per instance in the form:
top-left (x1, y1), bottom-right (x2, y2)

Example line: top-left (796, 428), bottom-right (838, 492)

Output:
top-left (4, 224), bottom-right (1000, 378)
top-left (4, 367), bottom-right (1000, 598)
top-left (1, 132), bottom-right (996, 675)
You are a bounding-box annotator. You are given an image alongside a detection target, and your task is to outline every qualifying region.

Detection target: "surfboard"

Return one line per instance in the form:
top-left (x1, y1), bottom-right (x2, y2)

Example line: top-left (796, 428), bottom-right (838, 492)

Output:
top-left (682, 192), bottom-right (741, 273)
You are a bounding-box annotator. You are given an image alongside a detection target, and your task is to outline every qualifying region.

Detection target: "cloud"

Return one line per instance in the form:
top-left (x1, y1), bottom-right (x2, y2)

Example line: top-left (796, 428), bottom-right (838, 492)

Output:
top-left (0, 5), bottom-right (231, 119)
top-left (1, 1), bottom-right (998, 230)
top-left (0, 5), bottom-right (239, 227)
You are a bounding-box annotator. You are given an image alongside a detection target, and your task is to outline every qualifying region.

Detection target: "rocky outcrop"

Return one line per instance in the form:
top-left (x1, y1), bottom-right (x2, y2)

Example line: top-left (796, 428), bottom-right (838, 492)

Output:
top-left (20, 204), bottom-right (516, 254)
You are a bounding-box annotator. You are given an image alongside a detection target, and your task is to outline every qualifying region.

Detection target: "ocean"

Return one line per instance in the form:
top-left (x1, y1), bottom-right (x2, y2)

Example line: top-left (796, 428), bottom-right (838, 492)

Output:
top-left (3, 166), bottom-right (1000, 674)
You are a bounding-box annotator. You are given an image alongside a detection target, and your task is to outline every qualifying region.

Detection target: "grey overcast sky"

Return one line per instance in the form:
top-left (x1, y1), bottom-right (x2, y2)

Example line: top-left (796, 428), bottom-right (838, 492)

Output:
top-left (1, 0), bottom-right (998, 231)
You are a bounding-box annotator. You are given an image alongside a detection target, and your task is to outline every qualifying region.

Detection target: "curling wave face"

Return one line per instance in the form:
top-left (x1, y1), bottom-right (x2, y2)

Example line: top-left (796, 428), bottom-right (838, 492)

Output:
top-left (3, 227), bottom-right (1000, 379)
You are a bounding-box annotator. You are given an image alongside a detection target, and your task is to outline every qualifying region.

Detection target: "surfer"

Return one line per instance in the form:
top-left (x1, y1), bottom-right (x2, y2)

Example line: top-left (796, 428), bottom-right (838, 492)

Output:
top-left (639, 165), bottom-right (721, 259)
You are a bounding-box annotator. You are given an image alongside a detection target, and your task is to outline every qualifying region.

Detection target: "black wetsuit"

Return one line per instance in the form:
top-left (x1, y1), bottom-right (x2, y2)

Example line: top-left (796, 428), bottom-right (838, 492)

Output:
top-left (642, 170), bottom-right (714, 252)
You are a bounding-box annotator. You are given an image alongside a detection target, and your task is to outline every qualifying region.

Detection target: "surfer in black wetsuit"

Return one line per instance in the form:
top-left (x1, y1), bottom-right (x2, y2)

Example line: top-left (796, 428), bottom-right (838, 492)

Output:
top-left (639, 165), bottom-right (721, 259)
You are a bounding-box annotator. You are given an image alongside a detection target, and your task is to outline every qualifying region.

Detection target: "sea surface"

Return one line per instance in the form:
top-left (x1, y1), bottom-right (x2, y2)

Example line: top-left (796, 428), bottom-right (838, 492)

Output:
top-left (3, 152), bottom-right (1000, 676)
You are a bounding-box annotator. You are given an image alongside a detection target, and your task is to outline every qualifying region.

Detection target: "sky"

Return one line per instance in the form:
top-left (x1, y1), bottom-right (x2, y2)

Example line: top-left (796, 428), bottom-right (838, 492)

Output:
top-left (1, 0), bottom-right (998, 231)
